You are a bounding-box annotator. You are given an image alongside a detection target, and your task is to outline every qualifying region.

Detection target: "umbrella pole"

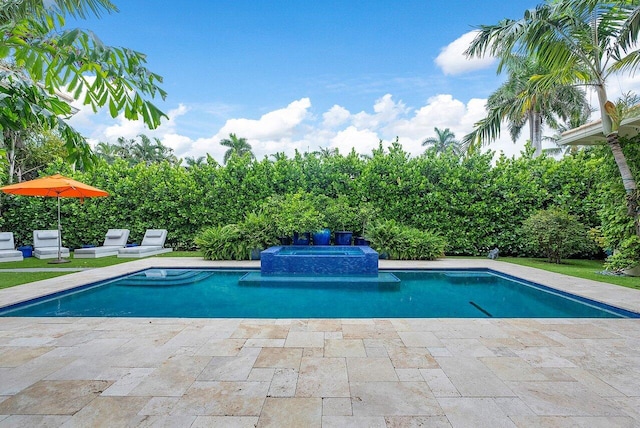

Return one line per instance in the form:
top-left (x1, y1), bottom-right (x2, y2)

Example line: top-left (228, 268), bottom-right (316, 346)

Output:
top-left (58, 196), bottom-right (61, 261)
top-left (49, 195), bottom-right (70, 264)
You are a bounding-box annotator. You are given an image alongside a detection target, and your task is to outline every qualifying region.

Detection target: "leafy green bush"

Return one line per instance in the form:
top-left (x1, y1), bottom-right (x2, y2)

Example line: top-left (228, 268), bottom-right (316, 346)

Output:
top-left (323, 194), bottom-right (358, 232)
top-left (367, 219), bottom-right (446, 260)
top-left (521, 208), bottom-right (595, 264)
top-left (195, 224), bottom-right (243, 260)
top-left (604, 235), bottom-right (640, 272)
top-left (263, 191), bottom-right (325, 238)
top-left (239, 211), bottom-right (278, 251)
top-left (196, 212), bottom-right (281, 260)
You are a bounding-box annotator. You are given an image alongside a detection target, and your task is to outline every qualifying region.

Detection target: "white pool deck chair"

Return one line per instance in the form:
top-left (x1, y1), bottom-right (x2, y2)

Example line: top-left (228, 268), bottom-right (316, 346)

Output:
top-left (117, 229), bottom-right (172, 258)
top-left (33, 229), bottom-right (70, 259)
top-left (74, 229), bottom-right (130, 259)
top-left (0, 232), bottom-right (23, 262)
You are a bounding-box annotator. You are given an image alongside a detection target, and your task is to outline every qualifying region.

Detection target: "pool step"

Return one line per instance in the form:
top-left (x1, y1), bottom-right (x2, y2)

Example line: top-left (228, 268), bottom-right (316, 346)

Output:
top-left (238, 272), bottom-right (401, 290)
top-left (116, 270), bottom-right (215, 287)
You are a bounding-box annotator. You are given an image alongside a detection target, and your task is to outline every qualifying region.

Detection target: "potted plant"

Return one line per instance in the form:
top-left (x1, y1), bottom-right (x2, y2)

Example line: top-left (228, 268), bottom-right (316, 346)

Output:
top-left (268, 192), bottom-right (325, 246)
top-left (326, 195), bottom-right (356, 245)
top-left (311, 194), bottom-right (331, 245)
top-left (262, 194), bottom-right (293, 245)
top-left (354, 203), bottom-right (378, 246)
top-left (312, 228), bottom-right (331, 245)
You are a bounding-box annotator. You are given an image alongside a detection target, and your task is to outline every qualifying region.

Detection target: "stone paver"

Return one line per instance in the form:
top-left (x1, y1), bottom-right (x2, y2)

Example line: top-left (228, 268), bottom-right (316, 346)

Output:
top-left (0, 258), bottom-right (639, 426)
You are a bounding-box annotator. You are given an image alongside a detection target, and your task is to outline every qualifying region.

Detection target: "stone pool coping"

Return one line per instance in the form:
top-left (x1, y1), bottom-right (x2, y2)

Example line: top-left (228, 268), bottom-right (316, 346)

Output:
top-left (1, 257), bottom-right (639, 314)
top-left (1, 258), bottom-right (640, 426)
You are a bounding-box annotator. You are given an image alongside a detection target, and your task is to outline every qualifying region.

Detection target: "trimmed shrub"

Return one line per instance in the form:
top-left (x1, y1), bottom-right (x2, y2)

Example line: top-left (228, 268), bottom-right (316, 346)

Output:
top-left (521, 208), bottom-right (596, 264)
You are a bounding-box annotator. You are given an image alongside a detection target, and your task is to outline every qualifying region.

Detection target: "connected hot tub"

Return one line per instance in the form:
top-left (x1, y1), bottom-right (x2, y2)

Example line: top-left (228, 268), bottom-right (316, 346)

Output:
top-left (260, 245), bottom-right (379, 276)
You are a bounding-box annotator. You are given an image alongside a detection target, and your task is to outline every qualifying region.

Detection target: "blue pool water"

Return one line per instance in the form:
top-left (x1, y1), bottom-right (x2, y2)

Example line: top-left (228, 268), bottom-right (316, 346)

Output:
top-left (0, 269), bottom-right (637, 318)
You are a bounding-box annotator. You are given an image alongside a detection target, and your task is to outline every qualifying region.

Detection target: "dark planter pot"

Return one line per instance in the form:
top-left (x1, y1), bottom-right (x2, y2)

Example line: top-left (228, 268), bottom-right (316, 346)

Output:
top-left (278, 236), bottom-right (292, 246)
top-left (334, 231), bottom-right (353, 246)
top-left (379, 251), bottom-right (390, 260)
top-left (312, 229), bottom-right (331, 246)
top-left (354, 236), bottom-right (370, 246)
top-left (250, 248), bottom-right (262, 260)
top-left (17, 245), bottom-right (33, 258)
top-left (293, 232), bottom-right (311, 245)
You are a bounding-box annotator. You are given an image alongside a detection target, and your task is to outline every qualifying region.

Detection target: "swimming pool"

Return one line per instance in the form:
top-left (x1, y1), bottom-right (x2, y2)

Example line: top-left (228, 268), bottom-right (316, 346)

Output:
top-left (1, 268), bottom-right (637, 318)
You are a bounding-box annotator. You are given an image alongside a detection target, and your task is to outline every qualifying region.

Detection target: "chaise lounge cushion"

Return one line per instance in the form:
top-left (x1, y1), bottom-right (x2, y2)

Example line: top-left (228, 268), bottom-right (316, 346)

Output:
top-left (74, 229), bottom-right (130, 259)
top-left (117, 229), bottom-right (172, 258)
top-left (0, 232), bottom-right (23, 262)
top-left (140, 229), bottom-right (167, 247)
top-left (33, 230), bottom-right (69, 259)
top-left (0, 232), bottom-right (15, 251)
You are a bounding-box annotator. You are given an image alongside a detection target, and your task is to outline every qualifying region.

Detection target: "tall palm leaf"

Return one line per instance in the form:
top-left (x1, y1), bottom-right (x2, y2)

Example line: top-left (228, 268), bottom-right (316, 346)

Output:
top-left (466, 0), bottom-right (640, 232)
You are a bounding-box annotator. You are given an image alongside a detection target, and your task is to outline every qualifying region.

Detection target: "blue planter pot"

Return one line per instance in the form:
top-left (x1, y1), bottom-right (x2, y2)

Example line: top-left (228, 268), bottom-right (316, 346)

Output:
top-left (17, 245), bottom-right (33, 258)
top-left (278, 236), bottom-right (292, 246)
top-left (312, 229), bottom-right (331, 245)
top-left (354, 237), bottom-right (370, 246)
top-left (293, 232), bottom-right (311, 245)
top-left (334, 231), bottom-right (353, 246)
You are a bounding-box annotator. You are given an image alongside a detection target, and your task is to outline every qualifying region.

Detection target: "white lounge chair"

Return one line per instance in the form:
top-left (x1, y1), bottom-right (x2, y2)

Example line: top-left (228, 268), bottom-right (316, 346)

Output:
top-left (0, 232), bottom-right (23, 262)
top-left (33, 229), bottom-right (70, 259)
top-left (74, 229), bottom-right (130, 259)
top-left (117, 229), bottom-right (172, 258)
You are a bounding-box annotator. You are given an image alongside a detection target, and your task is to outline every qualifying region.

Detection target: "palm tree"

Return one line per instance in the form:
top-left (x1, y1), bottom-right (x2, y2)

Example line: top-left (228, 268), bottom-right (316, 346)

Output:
top-left (461, 55), bottom-right (590, 157)
top-left (219, 133), bottom-right (254, 164)
top-left (184, 156), bottom-right (206, 168)
top-left (153, 139), bottom-right (178, 165)
top-left (114, 137), bottom-right (136, 165)
top-left (422, 127), bottom-right (461, 155)
top-left (465, 0), bottom-right (640, 230)
top-left (131, 134), bottom-right (177, 165)
top-left (318, 147), bottom-right (339, 159)
top-left (543, 105), bottom-right (593, 156)
top-left (95, 141), bottom-right (119, 164)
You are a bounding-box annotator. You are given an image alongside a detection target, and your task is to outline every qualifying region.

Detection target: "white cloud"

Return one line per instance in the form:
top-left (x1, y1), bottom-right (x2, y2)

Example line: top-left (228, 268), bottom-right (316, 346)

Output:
top-left (68, 92), bottom-right (536, 163)
top-left (435, 31), bottom-right (496, 75)
top-left (322, 105), bottom-right (351, 128)
top-left (352, 94), bottom-right (408, 129)
top-left (216, 98), bottom-right (311, 141)
top-left (102, 103), bottom-right (189, 141)
top-left (330, 126), bottom-right (380, 154)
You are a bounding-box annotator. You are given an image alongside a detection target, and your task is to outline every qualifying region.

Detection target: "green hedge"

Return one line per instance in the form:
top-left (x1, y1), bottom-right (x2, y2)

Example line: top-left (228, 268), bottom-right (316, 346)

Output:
top-left (1, 139), bottom-right (636, 259)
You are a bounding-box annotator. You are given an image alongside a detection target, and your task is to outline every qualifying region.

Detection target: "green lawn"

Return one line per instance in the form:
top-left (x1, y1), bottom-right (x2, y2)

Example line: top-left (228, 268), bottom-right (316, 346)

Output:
top-left (0, 253), bottom-right (638, 290)
top-left (0, 251), bottom-right (203, 288)
top-left (497, 257), bottom-right (640, 290)
top-left (0, 272), bottom-right (70, 290)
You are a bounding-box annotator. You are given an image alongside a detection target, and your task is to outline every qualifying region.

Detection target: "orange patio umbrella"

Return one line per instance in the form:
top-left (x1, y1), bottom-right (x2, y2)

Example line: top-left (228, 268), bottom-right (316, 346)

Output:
top-left (0, 174), bottom-right (109, 263)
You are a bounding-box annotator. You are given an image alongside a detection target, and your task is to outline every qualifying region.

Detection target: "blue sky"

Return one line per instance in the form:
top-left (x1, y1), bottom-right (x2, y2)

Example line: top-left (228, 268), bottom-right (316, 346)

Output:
top-left (66, 1), bottom-right (581, 161)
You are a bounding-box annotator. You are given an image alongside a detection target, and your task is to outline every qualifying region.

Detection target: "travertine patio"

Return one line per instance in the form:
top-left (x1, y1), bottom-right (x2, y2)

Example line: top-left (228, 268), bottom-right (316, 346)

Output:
top-left (0, 258), bottom-right (639, 427)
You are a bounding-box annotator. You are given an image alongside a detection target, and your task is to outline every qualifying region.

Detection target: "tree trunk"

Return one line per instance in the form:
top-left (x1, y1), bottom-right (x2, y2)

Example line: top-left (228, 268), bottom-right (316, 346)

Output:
top-left (607, 133), bottom-right (640, 236)
top-left (5, 131), bottom-right (17, 184)
top-left (528, 110), bottom-right (543, 157)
